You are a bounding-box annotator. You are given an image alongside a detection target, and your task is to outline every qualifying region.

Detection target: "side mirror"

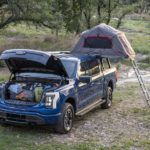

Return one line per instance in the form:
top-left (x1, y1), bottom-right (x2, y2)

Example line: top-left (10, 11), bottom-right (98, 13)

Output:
top-left (79, 76), bottom-right (92, 84)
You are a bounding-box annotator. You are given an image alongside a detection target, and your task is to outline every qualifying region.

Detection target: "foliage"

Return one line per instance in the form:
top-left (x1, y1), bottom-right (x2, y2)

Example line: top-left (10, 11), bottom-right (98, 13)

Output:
top-left (0, 19), bottom-right (149, 55)
top-left (1, 0), bottom-right (149, 33)
top-left (0, 0), bottom-right (50, 28)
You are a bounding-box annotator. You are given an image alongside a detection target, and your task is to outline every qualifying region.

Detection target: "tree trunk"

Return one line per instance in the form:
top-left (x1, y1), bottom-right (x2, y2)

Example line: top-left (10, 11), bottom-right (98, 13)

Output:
top-left (97, 5), bottom-right (101, 23)
top-left (84, 12), bottom-right (91, 29)
top-left (116, 13), bottom-right (126, 29)
top-left (106, 0), bottom-right (111, 25)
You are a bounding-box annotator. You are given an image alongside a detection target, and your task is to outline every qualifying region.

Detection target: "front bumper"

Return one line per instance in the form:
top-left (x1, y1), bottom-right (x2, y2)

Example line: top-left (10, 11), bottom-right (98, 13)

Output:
top-left (0, 107), bottom-right (61, 125)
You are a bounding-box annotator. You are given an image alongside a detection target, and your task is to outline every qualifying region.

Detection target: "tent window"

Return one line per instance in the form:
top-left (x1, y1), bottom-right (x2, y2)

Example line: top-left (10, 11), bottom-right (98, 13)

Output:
top-left (84, 36), bottom-right (112, 49)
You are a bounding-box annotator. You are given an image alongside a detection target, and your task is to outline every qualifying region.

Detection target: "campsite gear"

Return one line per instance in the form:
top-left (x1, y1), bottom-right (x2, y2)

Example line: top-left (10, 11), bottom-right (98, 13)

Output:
top-left (16, 90), bottom-right (34, 101)
top-left (71, 23), bottom-right (135, 60)
top-left (71, 23), bottom-right (150, 107)
top-left (34, 86), bottom-right (43, 102)
top-left (8, 84), bottom-right (22, 94)
top-left (8, 84), bottom-right (23, 99)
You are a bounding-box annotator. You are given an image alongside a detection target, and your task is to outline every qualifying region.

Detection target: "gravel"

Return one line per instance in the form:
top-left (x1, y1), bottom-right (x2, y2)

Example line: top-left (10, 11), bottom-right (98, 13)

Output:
top-left (48, 66), bottom-right (150, 146)
top-left (1, 65), bottom-right (150, 147)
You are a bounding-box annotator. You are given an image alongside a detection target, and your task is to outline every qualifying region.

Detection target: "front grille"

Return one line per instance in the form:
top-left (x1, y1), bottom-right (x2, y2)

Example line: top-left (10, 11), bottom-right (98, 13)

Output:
top-left (6, 113), bottom-right (26, 122)
top-left (5, 99), bottom-right (37, 106)
top-left (0, 111), bottom-right (45, 125)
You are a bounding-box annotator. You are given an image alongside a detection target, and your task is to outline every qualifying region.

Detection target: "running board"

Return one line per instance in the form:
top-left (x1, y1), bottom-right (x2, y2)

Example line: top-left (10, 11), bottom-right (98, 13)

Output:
top-left (76, 99), bottom-right (105, 116)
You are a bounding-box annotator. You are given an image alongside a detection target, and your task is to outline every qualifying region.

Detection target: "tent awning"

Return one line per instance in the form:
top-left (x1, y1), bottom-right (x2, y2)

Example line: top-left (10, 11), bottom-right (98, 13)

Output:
top-left (71, 23), bottom-right (135, 60)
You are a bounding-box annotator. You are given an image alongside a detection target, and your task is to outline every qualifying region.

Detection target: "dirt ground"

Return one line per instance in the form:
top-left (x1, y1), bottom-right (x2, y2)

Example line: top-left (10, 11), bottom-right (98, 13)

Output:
top-left (39, 65), bottom-right (150, 146)
top-left (0, 64), bottom-right (150, 148)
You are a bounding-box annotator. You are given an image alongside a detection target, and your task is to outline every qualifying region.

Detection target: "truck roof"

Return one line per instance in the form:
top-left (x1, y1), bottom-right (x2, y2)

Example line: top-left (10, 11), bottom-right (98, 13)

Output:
top-left (0, 49), bottom-right (97, 62)
top-left (47, 51), bottom-right (97, 62)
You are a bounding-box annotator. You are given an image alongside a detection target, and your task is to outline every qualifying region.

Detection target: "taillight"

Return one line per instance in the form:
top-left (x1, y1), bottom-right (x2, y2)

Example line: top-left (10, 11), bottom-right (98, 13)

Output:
top-left (114, 69), bottom-right (118, 81)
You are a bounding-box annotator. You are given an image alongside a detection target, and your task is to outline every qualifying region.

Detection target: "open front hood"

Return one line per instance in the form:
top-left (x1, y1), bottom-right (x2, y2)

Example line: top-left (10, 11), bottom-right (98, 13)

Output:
top-left (0, 49), bottom-right (68, 77)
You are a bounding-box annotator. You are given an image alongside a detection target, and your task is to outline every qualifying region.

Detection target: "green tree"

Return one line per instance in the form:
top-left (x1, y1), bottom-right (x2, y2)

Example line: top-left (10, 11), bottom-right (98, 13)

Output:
top-left (0, 0), bottom-right (53, 29)
top-left (0, 0), bottom-right (148, 33)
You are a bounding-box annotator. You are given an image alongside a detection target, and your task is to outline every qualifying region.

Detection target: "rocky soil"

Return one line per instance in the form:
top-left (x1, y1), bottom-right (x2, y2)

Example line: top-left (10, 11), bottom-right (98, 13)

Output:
top-left (50, 67), bottom-right (150, 144)
top-left (1, 63), bottom-right (150, 148)
top-left (38, 64), bottom-right (150, 146)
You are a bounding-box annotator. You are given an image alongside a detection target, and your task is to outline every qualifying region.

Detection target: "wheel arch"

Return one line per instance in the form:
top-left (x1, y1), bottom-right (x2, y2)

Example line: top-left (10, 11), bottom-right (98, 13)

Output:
top-left (65, 97), bottom-right (76, 113)
top-left (108, 80), bottom-right (114, 91)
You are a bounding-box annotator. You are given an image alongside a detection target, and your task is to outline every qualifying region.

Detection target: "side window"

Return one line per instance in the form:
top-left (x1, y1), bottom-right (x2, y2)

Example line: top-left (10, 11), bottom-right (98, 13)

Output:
top-left (101, 58), bottom-right (110, 70)
top-left (87, 59), bottom-right (100, 76)
top-left (79, 62), bottom-right (90, 76)
top-left (79, 59), bottom-right (100, 77)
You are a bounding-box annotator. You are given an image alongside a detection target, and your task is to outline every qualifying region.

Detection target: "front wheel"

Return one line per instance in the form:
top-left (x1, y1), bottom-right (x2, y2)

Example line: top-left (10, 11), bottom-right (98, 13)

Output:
top-left (101, 86), bottom-right (113, 109)
top-left (55, 103), bottom-right (74, 134)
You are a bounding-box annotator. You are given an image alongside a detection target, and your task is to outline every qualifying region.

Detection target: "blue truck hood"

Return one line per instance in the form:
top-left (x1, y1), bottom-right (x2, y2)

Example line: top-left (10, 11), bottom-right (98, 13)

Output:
top-left (0, 49), bottom-right (68, 77)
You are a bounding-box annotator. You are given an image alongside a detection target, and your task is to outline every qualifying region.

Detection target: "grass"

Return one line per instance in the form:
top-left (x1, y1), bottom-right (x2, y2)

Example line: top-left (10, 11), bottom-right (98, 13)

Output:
top-left (0, 24), bottom-right (77, 52)
top-left (0, 82), bottom-right (149, 149)
top-left (131, 108), bottom-right (150, 127)
top-left (0, 67), bottom-right (10, 82)
top-left (116, 54), bottom-right (150, 70)
top-left (113, 84), bottom-right (138, 104)
top-left (0, 24), bottom-right (51, 38)
top-left (0, 126), bottom-right (150, 150)
top-left (138, 56), bottom-right (150, 69)
top-left (0, 35), bottom-right (76, 52)
top-left (120, 19), bottom-right (150, 55)
top-left (139, 56), bottom-right (150, 64)
top-left (138, 63), bottom-right (150, 70)
top-left (0, 75), bottom-right (9, 82)
top-left (108, 138), bottom-right (150, 150)
top-left (120, 59), bottom-right (132, 66)
top-left (126, 33), bottom-right (150, 54)
top-left (121, 19), bottom-right (150, 34)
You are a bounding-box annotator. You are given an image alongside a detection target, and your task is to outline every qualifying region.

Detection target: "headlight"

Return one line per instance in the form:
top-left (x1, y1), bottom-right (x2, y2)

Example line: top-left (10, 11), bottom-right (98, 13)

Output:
top-left (45, 92), bottom-right (60, 108)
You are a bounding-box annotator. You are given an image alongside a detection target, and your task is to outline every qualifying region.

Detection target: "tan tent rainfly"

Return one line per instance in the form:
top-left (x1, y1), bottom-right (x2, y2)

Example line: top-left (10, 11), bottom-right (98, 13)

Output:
top-left (71, 23), bottom-right (135, 60)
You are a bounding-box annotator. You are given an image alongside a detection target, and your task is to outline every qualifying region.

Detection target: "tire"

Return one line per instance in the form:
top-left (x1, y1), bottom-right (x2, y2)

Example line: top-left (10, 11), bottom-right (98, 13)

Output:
top-left (101, 86), bottom-right (113, 109)
top-left (55, 103), bottom-right (74, 134)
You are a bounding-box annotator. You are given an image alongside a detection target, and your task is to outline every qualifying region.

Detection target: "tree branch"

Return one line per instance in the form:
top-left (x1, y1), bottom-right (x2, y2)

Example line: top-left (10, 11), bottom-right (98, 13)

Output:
top-left (0, 0), bottom-right (8, 7)
top-left (0, 16), bottom-right (53, 29)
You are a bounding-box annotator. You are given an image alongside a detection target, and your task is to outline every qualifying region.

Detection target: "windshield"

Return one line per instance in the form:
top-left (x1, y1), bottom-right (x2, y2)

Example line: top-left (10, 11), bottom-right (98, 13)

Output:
top-left (61, 60), bottom-right (77, 78)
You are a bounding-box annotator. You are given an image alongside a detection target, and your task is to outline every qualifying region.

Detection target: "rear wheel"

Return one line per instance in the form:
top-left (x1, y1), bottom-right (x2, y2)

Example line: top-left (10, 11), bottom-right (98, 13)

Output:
top-left (55, 103), bottom-right (74, 134)
top-left (101, 86), bottom-right (112, 109)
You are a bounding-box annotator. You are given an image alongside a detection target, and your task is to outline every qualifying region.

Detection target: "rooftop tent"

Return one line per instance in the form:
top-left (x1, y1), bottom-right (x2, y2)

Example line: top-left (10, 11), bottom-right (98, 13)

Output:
top-left (71, 23), bottom-right (135, 60)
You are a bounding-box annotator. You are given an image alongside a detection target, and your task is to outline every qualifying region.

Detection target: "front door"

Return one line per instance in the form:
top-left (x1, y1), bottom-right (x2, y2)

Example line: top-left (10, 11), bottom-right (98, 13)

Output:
top-left (77, 58), bottom-right (103, 110)
top-left (86, 59), bottom-right (104, 104)
top-left (77, 61), bottom-right (92, 109)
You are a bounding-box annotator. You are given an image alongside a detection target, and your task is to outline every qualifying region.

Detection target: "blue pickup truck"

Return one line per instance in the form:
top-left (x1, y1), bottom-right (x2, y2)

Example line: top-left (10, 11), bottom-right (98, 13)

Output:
top-left (0, 49), bottom-right (117, 133)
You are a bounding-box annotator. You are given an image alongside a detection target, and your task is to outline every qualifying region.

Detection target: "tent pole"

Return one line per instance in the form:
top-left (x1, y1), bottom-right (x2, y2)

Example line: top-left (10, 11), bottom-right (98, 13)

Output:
top-left (131, 59), bottom-right (150, 107)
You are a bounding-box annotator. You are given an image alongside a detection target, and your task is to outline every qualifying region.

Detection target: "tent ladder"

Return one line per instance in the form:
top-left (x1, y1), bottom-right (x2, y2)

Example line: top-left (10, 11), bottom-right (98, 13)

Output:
top-left (132, 60), bottom-right (150, 107)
